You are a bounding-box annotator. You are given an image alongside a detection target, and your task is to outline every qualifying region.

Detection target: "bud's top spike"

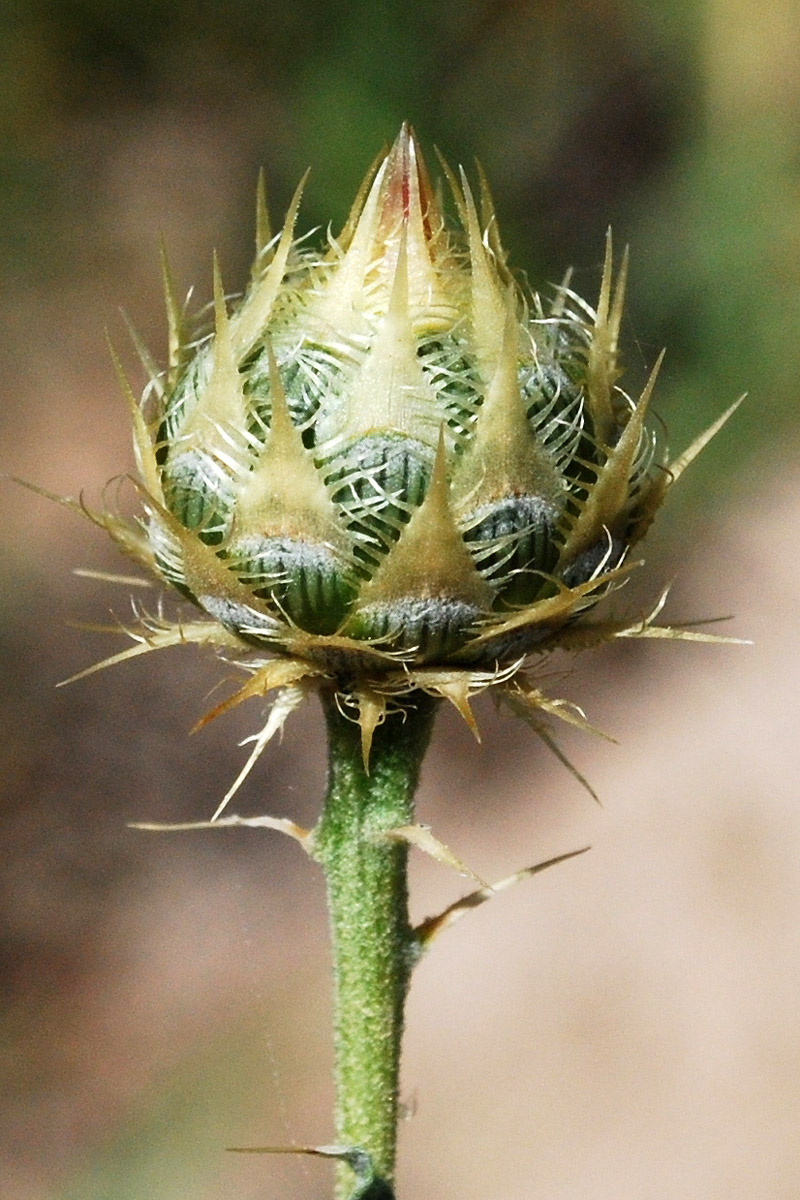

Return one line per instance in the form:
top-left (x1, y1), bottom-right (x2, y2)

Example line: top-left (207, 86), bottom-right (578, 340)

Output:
top-left (374, 126), bottom-right (453, 325)
top-left (434, 145), bottom-right (469, 230)
top-left (121, 310), bottom-right (164, 401)
top-left (107, 334), bottom-right (164, 504)
top-left (595, 228), bottom-right (614, 329)
top-left (310, 131), bottom-right (457, 341)
top-left (253, 167), bottom-right (272, 275)
top-left (306, 157), bottom-right (390, 340)
top-left (475, 158), bottom-right (509, 275)
top-left (585, 229), bottom-right (626, 445)
top-left (159, 236), bottom-right (186, 389)
top-left (212, 252), bottom-right (229, 336)
top-left (334, 144), bottom-right (387, 254)
top-left (460, 166), bottom-right (505, 379)
top-left (608, 242), bottom-right (629, 360)
top-left (234, 168), bottom-right (309, 354)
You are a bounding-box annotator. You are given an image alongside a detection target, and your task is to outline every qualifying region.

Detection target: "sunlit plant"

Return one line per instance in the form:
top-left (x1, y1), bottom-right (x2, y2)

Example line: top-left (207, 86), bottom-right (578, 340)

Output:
top-left (53, 125), bottom-right (740, 1199)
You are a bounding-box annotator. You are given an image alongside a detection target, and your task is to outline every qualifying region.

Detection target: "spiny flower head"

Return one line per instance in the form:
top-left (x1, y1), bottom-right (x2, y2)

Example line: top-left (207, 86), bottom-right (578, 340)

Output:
top-left (84, 125), bottom-right (737, 784)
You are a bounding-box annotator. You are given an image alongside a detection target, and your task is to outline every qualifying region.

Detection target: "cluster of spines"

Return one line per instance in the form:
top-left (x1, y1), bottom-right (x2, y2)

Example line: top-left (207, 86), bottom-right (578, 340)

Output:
top-left (124, 130), bottom-right (659, 664)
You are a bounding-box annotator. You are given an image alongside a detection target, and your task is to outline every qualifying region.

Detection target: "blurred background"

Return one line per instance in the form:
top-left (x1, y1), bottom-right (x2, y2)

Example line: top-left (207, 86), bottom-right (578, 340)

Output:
top-left (2, 1), bottom-right (799, 1197)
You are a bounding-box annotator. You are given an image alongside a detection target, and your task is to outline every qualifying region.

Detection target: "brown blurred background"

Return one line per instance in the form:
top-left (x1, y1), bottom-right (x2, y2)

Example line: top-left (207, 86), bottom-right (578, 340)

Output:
top-left (2, 2), bottom-right (799, 1197)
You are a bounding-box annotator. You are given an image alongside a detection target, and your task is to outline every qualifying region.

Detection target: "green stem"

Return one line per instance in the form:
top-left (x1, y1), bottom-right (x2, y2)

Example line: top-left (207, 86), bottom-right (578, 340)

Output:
top-left (310, 689), bottom-right (437, 1200)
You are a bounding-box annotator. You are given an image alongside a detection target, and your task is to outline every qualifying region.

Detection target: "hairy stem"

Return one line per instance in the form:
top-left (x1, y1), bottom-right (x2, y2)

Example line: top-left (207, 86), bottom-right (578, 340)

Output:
top-left (311, 690), bottom-right (437, 1199)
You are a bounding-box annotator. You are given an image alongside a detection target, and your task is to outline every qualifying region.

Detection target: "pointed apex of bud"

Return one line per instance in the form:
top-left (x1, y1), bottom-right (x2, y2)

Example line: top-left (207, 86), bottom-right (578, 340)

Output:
top-left (313, 125), bottom-right (458, 335)
top-left (379, 124), bottom-right (436, 240)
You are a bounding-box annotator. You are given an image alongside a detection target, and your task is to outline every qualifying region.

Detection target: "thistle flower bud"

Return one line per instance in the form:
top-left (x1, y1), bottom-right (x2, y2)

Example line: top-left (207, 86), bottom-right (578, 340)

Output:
top-left (94, 124), bottom-right (732, 765)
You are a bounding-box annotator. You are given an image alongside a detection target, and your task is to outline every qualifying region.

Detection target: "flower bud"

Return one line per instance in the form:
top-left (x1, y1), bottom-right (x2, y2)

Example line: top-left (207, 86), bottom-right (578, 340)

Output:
top-left (128, 125), bottom-right (665, 679)
top-left (89, 122), bottom-right (743, 772)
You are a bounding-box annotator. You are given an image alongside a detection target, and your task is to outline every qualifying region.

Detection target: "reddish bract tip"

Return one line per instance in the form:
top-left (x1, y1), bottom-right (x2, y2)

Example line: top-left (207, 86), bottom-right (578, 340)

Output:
top-left (380, 123), bottom-right (435, 240)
